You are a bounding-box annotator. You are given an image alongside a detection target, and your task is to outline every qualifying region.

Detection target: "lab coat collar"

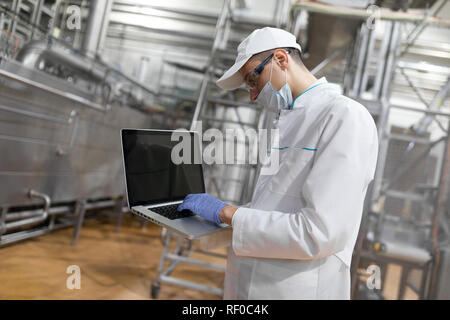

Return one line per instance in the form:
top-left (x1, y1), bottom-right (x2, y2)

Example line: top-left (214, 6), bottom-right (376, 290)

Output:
top-left (290, 77), bottom-right (339, 110)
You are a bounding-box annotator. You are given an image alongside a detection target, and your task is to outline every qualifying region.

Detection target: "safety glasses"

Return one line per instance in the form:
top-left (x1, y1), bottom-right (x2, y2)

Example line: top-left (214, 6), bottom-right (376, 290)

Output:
top-left (243, 53), bottom-right (274, 90)
top-left (243, 49), bottom-right (291, 90)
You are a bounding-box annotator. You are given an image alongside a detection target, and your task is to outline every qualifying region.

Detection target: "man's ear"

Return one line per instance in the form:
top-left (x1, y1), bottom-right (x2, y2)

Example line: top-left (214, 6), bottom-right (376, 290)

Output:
top-left (273, 49), bottom-right (289, 70)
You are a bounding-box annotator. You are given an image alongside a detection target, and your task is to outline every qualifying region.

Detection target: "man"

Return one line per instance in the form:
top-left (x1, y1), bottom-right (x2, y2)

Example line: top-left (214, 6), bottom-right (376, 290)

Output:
top-left (177, 27), bottom-right (379, 299)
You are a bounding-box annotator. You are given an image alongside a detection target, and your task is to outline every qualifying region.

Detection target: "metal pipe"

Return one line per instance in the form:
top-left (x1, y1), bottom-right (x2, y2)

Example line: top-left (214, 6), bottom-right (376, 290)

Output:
top-left (371, 98), bottom-right (391, 204)
top-left (428, 121), bottom-right (450, 295)
top-left (390, 104), bottom-right (450, 117)
top-left (0, 103), bottom-right (75, 124)
top-left (114, 1), bottom-right (220, 21)
top-left (351, 27), bottom-right (370, 96)
top-left (165, 253), bottom-right (226, 271)
top-left (113, 0), bottom-right (276, 29)
top-left (156, 230), bottom-right (172, 281)
top-left (190, 0), bottom-right (231, 131)
top-left (411, 77), bottom-right (450, 135)
top-left (310, 45), bottom-right (347, 76)
top-left (194, 248), bottom-right (228, 259)
top-left (4, 190), bottom-right (51, 233)
top-left (82, 0), bottom-right (112, 58)
top-left (380, 21), bottom-right (400, 99)
top-left (1, 204), bottom-right (127, 247)
top-left (5, 205), bottom-right (71, 222)
top-left (160, 275), bottom-right (223, 296)
top-left (377, 241), bottom-right (431, 264)
top-left (16, 41), bottom-right (107, 81)
top-left (380, 136), bottom-right (446, 195)
top-left (291, 1), bottom-right (450, 27)
top-left (0, 220), bottom-right (74, 247)
top-left (1, 199), bottom-right (120, 240)
top-left (108, 20), bottom-right (215, 42)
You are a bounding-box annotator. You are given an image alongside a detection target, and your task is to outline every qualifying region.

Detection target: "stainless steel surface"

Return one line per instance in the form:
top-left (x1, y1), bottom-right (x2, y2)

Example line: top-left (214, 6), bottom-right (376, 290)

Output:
top-left (16, 40), bottom-right (108, 82)
top-left (301, 12), bottom-right (362, 73)
top-left (0, 57), bottom-right (153, 208)
top-left (0, 67), bottom-right (108, 112)
top-left (4, 189), bottom-right (51, 233)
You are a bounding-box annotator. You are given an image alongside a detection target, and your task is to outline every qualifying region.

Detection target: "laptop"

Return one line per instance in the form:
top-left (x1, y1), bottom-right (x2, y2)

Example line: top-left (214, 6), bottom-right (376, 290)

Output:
top-left (121, 129), bottom-right (230, 240)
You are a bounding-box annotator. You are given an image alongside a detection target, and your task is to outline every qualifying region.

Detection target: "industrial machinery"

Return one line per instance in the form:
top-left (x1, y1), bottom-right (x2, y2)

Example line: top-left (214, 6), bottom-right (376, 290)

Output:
top-left (289, 0), bottom-right (450, 300)
top-left (1, 0), bottom-right (449, 300)
top-left (0, 0), bottom-right (162, 246)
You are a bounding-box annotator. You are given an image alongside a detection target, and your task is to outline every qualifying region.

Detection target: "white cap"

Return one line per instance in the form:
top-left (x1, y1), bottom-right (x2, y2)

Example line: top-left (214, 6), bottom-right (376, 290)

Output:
top-left (216, 27), bottom-right (302, 91)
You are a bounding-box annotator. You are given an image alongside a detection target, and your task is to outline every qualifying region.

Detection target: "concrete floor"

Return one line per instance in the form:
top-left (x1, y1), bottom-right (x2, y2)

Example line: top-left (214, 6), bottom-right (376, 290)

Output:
top-left (0, 212), bottom-right (418, 300)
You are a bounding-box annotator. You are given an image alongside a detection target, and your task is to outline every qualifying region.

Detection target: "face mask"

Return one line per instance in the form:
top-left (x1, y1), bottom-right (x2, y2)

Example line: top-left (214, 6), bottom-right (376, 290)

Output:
top-left (256, 58), bottom-right (293, 112)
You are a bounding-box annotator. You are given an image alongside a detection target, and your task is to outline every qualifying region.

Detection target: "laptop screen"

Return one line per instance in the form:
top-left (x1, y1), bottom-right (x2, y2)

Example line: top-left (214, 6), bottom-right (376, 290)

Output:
top-left (121, 129), bottom-right (205, 207)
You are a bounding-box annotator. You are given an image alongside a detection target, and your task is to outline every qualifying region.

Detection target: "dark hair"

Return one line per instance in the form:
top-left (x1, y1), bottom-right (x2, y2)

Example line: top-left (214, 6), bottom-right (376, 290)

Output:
top-left (250, 47), bottom-right (303, 65)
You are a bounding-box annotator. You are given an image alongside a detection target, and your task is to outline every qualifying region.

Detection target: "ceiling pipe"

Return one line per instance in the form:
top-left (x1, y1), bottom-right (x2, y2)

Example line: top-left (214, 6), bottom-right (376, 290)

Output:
top-left (82, 0), bottom-right (113, 59)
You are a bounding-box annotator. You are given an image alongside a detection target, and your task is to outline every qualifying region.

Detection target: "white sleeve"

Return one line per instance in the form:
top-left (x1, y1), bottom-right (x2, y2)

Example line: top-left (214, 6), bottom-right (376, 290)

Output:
top-left (231, 103), bottom-right (378, 260)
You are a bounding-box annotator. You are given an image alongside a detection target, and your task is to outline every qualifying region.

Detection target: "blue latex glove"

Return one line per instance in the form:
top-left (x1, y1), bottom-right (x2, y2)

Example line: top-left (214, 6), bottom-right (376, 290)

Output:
top-left (177, 193), bottom-right (228, 224)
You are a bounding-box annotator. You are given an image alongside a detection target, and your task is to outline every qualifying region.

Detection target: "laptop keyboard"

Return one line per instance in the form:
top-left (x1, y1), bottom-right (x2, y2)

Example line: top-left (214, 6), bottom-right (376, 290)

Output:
top-left (150, 204), bottom-right (195, 220)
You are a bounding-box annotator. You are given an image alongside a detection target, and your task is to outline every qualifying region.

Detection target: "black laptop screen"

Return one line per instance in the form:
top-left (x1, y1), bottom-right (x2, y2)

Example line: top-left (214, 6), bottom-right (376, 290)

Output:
top-left (122, 130), bottom-right (205, 207)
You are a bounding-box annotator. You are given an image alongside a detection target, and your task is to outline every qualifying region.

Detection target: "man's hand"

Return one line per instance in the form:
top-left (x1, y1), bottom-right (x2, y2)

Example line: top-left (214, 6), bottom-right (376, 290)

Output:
top-left (177, 193), bottom-right (229, 225)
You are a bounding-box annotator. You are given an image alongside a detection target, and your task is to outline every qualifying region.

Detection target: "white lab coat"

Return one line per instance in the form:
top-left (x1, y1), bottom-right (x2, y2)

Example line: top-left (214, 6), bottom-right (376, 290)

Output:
top-left (223, 78), bottom-right (379, 300)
